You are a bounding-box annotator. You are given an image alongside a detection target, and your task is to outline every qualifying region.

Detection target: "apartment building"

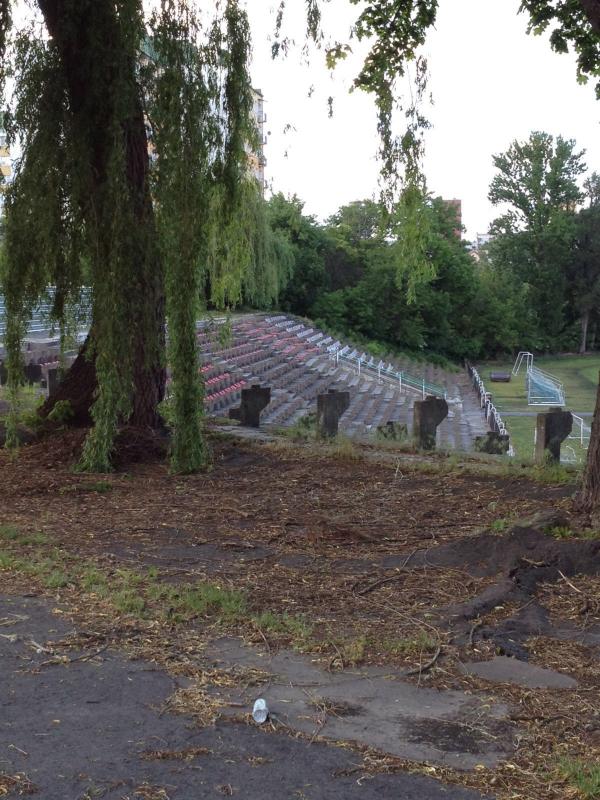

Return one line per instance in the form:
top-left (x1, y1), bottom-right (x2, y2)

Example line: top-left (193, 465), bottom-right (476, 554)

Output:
top-left (140, 39), bottom-right (267, 191)
top-left (444, 198), bottom-right (462, 239)
top-left (248, 88), bottom-right (267, 191)
top-left (0, 124), bottom-right (11, 217)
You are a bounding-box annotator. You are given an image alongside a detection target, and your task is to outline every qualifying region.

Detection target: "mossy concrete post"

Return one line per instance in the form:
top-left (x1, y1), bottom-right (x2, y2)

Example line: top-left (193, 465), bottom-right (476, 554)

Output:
top-left (377, 421), bottom-right (408, 441)
top-left (24, 362), bottom-right (42, 386)
top-left (228, 384), bottom-right (271, 428)
top-left (534, 408), bottom-right (573, 465)
top-left (317, 389), bottom-right (350, 438)
top-left (413, 396), bottom-right (448, 450)
top-left (474, 431), bottom-right (510, 455)
top-left (47, 368), bottom-right (60, 396)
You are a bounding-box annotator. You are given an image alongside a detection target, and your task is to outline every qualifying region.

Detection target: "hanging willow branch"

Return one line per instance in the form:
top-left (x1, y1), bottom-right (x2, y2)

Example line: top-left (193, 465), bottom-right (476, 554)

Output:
top-left (0, 0), bottom-right (9, 68)
top-left (143, 0), bottom-right (274, 472)
top-left (1, 0), bottom-right (283, 472)
top-left (271, 1), bottom-right (437, 300)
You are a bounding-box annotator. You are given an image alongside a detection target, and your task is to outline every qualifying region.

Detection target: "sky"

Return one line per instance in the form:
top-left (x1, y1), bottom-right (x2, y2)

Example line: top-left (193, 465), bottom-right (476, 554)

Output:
top-left (8, 0), bottom-right (600, 241)
top-left (244, 0), bottom-right (600, 240)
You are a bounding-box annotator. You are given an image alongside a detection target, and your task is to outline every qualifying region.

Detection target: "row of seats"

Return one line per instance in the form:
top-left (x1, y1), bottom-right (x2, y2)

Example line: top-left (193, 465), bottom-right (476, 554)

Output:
top-left (205, 372), bottom-right (230, 388)
top-left (195, 314), bottom-right (490, 447)
top-left (204, 380), bottom-right (246, 413)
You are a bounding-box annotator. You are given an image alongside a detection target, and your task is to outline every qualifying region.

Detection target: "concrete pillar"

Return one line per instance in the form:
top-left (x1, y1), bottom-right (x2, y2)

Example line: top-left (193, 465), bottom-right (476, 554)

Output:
top-left (535, 408), bottom-right (573, 465)
top-left (47, 368), bottom-right (60, 396)
top-left (228, 384), bottom-right (271, 428)
top-left (413, 396), bottom-right (448, 450)
top-left (316, 389), bottom-right (350, 439)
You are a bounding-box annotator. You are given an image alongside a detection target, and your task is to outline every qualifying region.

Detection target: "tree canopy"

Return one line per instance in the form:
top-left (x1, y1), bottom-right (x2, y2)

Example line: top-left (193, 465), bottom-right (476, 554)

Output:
top-left (489, 132), bottom-right (586, 233)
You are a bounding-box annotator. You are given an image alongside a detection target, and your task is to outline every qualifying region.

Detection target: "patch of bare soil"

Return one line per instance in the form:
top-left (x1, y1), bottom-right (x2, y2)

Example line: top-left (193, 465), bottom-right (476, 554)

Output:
top-left (0, 428), bottom-right (596, 799)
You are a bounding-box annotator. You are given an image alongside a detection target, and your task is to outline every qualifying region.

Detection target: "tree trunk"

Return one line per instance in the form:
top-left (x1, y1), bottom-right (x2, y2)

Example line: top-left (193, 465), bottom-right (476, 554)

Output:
top-left (580, 309), bottom-right (590, 354)
top-left (37, 0), bottom-right (165, 429)
top-left (39, 337), bottom-right (96, 426)
top-left (576, 371), bottom-right (600, 516)
top-left (580, 0), bottom-right (600, 35)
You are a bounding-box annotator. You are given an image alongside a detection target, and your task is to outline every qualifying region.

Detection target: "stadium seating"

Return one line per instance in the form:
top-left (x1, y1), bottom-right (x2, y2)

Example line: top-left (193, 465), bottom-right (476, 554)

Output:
top-left (197, 314), bottom-right (489, 448)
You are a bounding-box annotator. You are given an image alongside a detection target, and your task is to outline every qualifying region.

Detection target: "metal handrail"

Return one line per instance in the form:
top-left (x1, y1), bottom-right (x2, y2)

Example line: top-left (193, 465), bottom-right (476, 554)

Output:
top-left (513, 351), bottom-right (565, 406)
top-left (570, 413), bottom-right (591, 448)
top-left (469, 365), bottom-right (511, 449)
top-left (333, 350), bottom-right (446, 399)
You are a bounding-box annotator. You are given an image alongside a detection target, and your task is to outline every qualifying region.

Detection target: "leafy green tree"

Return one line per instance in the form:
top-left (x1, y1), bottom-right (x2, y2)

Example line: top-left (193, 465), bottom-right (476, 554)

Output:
top-left (583, 170), bottom-right (600, 206)
top-left (322, 200), bottom-right (386, 291)
top-left (488, 132), bottom-right (583, 344)
top-left (313, 244), bottom-right (427, 353)
top-left (570, 201), bottom-right (600, 352)
top-left (471, 250), bottom-right (536, 357)
top-left (410, 199), bottom-right (479, 359)
top-left (267, 193), bottom-right (328, 316)
top-left (312, 196), bottom-right (508, 362)
top-left (326, 200), bottom-right (385, 247)
top-left (489, 132), bottom-right (585, 233)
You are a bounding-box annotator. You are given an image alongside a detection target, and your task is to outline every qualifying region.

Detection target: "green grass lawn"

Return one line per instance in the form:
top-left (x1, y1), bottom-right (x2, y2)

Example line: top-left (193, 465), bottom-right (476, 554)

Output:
top-left (478, 354), bottom-right (600, 461)
top-left (0, 384), bottom-right (44, 414)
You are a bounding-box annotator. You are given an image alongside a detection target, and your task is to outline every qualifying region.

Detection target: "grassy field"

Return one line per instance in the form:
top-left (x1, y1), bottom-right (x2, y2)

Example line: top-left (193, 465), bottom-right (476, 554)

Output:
top-left (0, 384), bottom-right (44, 412)
top-left (478, 354), bottom-right (600, 461)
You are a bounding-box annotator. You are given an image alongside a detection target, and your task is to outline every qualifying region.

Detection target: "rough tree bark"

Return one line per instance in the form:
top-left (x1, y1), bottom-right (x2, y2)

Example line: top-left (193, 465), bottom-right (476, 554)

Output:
top-left (39, 339), bottom-right (97, 426)
top-left (569, 0), bottom-right (600, 511)
top-left (577, 371), bottom-right (600, 515)
top-left (580, 0), bottom-right (600, 35)
top-left (580, 309), bottom-right (590, 355)
top-left (37, 0), bottom-right (165, 428)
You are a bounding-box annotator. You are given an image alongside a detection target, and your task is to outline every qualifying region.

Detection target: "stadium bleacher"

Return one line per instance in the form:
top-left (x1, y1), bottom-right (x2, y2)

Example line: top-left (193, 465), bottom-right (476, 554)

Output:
top-left (0, 300), bottom-right (491, 450)
top-left (198, 314), bottom-right (490, 449)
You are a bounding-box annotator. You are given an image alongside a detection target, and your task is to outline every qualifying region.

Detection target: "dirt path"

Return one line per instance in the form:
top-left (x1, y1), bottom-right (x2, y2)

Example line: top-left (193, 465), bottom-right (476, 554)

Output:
top-left (0, 430), bottom-right (597, 799)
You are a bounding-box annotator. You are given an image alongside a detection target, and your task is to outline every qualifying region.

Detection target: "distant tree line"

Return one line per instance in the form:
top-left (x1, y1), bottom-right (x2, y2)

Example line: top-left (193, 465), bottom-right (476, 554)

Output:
top-left (265, 131), bottom-right (600, 364)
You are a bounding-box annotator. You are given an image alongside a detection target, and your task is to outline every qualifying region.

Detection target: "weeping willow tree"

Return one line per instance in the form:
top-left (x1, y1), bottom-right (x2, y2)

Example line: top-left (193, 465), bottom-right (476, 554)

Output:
top-left (0, 0), bottom-right (430, 474)
top-left (0, 0), bottom-right (284, 472)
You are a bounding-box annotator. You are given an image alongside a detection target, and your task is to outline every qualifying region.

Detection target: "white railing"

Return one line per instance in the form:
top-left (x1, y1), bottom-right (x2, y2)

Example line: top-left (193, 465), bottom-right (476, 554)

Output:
top-left (468, 365), bottom-right (511, 451)
top-left (333, 349), bottom-right (447, 399)
top-left (567, 413), bottom-right (592, 459)
top-left (513, 351), bottom-right (565, 406)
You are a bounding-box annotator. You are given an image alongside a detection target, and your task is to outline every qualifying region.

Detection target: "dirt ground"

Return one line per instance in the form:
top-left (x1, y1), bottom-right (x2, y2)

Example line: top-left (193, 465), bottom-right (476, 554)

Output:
top-left (0, 427), bottom-right (599, 799)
